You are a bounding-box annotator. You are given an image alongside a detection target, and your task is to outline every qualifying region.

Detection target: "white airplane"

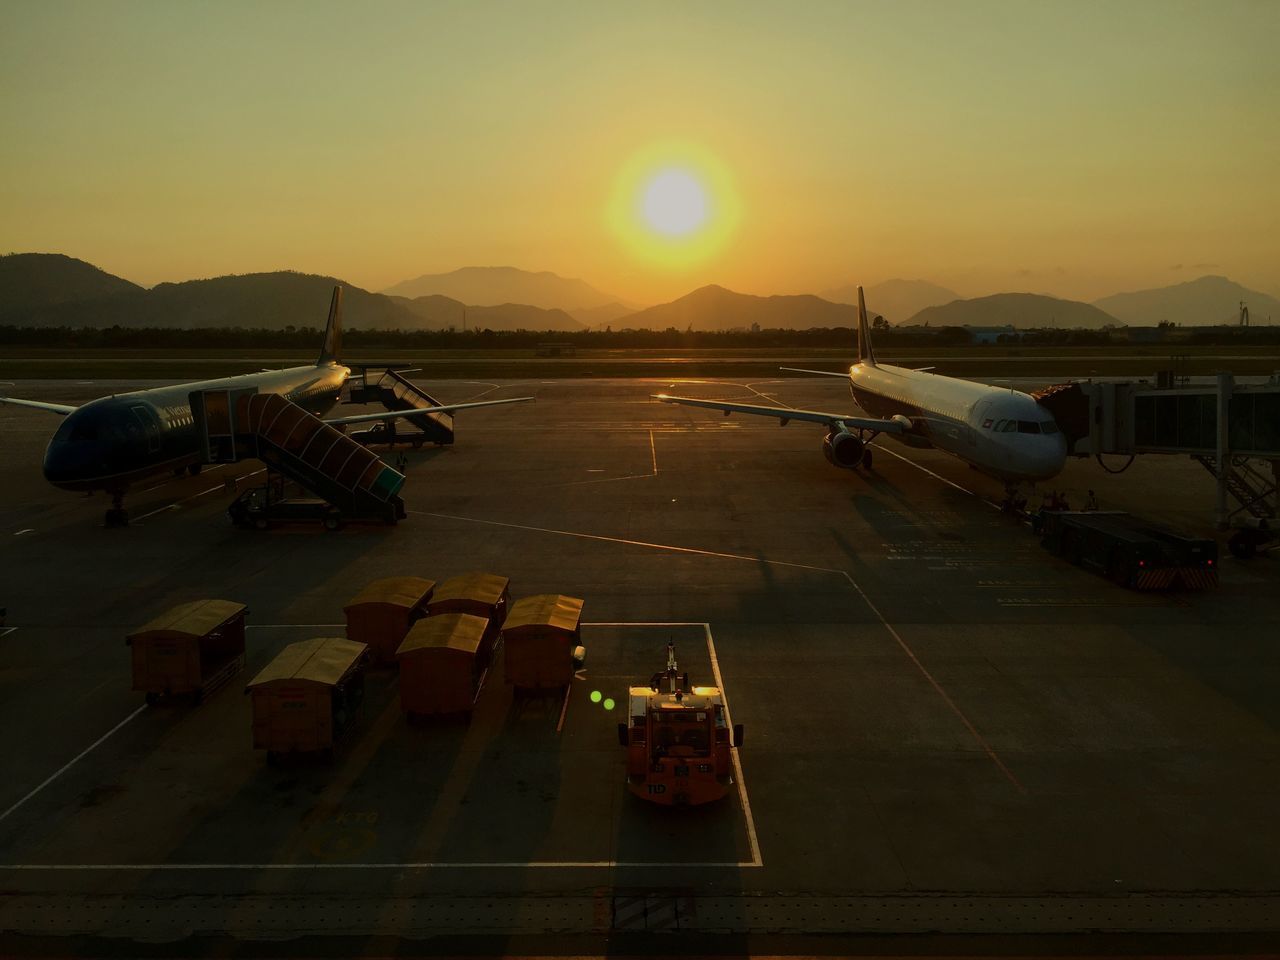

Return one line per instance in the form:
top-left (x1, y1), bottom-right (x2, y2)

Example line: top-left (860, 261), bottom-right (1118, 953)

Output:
top-left (654, 286), bottom-right (1068, 498)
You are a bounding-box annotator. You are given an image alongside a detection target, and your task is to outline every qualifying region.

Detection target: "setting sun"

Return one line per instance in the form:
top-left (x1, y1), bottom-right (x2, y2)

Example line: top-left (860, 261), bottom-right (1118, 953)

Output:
top-left (608, 142), bottom-right (741, 271)
top-left (642, 169), bottom-right (707, 237)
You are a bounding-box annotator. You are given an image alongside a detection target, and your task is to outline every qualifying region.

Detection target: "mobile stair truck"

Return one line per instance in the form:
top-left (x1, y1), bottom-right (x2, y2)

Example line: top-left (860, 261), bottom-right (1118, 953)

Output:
top-left (618, 644), bottom-right (743, 806)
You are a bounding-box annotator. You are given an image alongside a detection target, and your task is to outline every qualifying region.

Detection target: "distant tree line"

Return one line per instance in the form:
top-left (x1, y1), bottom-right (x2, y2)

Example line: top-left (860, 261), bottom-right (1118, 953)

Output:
top-left (0, 324), bottom-right (1276, 349)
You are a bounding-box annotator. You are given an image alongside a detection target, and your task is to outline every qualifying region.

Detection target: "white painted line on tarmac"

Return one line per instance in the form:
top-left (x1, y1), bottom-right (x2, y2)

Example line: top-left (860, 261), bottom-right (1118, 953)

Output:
top-left (12, 528), bottom-right (34, 536)
top-left (133, 468), bottom-right (265, 523)
top-left (702, 622), bottom-right (762, 867)
top-left (409, 512), bottom-right (1022, 792)
top-left (0, 627), bottom-right (15, 638)
top-left (0, 704), bottom-right (148, 825)
top-left (585, 620), bottom-right (762, 867)
top-left (649, 428), bottom-right (659, 476)
top-left (409, 509), bottom-right (839, 574)
top-left (872, 444), bottom-right (1002, 509)
top-left (838, 570), bottom-right (1025, 795)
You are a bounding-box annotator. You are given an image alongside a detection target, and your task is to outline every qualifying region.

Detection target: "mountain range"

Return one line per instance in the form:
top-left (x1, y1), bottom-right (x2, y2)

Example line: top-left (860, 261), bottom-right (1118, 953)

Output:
top-left (1092, 275), bottom-right (1280, 326)
top-left (825, 278), bottom-right (960, 324)
top-left (0, 252), bottom-right (1273, 332)
top-left (382, 266), bottom-right (635, 323)
top-left (908, 293), bottom-right (1118, 330)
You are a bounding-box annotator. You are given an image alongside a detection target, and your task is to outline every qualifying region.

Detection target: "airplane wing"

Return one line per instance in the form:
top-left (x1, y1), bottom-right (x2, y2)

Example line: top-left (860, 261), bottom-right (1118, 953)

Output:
top-left (0, 396), bottom-right (78, 416)
top-left (779, 366), bottom-right (851, 378)
top-left (323, 395), bottom-right (534, 427)
top-left (653, 394), bottom-right (907, 434)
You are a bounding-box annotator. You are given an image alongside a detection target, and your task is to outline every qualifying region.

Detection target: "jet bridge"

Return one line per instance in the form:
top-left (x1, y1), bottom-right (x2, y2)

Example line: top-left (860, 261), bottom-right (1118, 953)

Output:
top-left (191, 388), bottom-right (406, 524)
top-left (1035, 373), bottom-right (1280, 528)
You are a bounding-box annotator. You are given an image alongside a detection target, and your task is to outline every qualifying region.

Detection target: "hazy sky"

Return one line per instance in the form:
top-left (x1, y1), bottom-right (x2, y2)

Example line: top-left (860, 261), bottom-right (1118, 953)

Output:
top-left (2, 0), bottom-right (1277, 305)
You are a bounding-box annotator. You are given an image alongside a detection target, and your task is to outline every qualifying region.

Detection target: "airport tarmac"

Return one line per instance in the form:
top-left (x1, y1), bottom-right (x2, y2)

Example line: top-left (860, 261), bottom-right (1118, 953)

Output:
top-left (0, 377), bottom-right (1278, 953)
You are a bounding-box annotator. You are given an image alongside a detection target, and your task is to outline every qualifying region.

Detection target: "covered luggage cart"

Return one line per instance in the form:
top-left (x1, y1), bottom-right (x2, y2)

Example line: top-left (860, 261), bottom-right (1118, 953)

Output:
top-left (343, 576), bottom-right (435, 665)
top-left (245, 637), bottom-right (368, 762)
top-left (396, 613), bottom-right (491, 718)
top-left (502, 594), bottom-right (585, 691)
top-left (424, 571), bottom-right (510, 665)
top-left (126, 599), bottom-right (247, 704)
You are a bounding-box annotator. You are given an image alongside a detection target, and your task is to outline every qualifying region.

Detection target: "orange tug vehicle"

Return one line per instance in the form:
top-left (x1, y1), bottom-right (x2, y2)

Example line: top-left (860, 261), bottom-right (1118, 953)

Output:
top-left (619, 644), bottom-right (743, 806)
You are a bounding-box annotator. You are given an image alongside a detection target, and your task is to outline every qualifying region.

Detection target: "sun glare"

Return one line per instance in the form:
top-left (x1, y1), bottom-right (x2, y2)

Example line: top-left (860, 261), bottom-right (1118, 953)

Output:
top-left (609, 142), bottom-right (740, 269)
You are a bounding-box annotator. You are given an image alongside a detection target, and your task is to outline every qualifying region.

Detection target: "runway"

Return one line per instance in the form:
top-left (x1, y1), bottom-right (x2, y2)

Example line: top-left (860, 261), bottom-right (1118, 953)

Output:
top-left (0, 377), bottom-right (1277, 953)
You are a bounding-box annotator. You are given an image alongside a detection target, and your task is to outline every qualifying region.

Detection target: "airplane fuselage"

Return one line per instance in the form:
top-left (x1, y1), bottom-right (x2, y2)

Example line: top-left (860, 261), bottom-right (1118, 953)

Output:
top-left (848, 361), bottom-right (1067, 483)
top-left (43, 363), bottom-right (350, 494)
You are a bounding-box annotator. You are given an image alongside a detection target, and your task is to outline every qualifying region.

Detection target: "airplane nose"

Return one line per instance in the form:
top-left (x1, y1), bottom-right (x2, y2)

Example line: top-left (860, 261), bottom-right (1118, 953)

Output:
top-left (42, 440), bottom-right (99, 489)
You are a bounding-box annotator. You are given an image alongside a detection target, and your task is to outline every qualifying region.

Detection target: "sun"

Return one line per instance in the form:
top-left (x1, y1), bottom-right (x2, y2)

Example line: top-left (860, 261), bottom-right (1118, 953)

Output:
top-left (608, 142), bottom-right (740, 268)
top-left (642, 169), bottom-right (708, 237)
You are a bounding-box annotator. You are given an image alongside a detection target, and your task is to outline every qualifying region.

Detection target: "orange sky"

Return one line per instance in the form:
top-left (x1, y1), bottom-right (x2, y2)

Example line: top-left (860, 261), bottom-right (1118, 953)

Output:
top-left (2, 1), bottom-right (1277, 305)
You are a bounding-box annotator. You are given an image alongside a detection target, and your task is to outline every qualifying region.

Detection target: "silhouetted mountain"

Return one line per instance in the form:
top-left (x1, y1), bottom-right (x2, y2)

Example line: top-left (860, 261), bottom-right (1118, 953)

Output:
top-left (618, 284), bottom-right (857, 331)
top-left (1093, 275), bottom-right (1280, 326)
top-left (0, 253), bottom-right (140, 313)
top-left (383, 266), bottom-right (631, 312)
top-left (391, 295), bottom-right (584, 331)
top-left (571, 302), bottom-right (636, 327)
top-left (907, 293), bottom-right (1118, 329)
top-left (0, 271), bottom-right (424, 329)
top-left (824, 278), bottom-right (959, 324)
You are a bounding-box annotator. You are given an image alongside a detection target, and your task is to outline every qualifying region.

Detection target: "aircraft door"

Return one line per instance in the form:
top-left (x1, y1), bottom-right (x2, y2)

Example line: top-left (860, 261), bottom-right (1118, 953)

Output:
top-left (130, 405), bottom-right (162, 454)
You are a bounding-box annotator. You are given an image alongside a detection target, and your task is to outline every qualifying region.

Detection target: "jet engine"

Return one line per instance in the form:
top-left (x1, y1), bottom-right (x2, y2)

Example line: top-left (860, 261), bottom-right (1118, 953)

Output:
top-left (822, 429), bottom-right (865, 469)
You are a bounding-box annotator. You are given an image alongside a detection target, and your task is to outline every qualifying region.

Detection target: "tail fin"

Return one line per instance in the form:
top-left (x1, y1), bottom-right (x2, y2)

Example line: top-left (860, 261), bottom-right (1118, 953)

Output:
top-left (856, 286), bottom-right (878, 366)
top-left (317, 285), bottom-right (343, 364)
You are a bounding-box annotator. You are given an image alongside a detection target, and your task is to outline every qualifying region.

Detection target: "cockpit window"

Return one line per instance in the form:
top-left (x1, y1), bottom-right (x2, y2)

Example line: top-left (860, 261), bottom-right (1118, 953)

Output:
top-left (1017, 420), bottom-right (1041, 433)
top-left (1001, 420), bottom-right (1016, 432)
top-left (53, 414), bottom-right (120, 442)
top-left (55, 419), bottom-right (97, 442)
top-left (1041, 420), bottom-right (1060, 434)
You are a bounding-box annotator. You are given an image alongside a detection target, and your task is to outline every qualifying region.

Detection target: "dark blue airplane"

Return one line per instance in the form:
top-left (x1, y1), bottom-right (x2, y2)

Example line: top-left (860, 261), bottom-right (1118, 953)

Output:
top-left (1, 287), bottom-right (532, 525)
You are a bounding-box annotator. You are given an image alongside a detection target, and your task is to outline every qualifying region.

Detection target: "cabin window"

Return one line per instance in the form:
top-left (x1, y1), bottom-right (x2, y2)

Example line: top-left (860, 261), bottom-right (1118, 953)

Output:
top-left (1017, 420), bottom-right (1041, 433)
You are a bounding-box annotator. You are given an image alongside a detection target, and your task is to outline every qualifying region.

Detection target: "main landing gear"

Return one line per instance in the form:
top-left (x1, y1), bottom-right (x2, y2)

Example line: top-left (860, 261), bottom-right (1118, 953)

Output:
top-left (104, 492), bottom-right (129, 528)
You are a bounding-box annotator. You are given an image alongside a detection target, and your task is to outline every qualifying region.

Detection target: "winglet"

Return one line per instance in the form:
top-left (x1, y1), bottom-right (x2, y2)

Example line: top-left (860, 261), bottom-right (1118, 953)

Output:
top-left (856, 286), bottom-right (877, 366)
top-left (318, 285), bottom-right (343, 364)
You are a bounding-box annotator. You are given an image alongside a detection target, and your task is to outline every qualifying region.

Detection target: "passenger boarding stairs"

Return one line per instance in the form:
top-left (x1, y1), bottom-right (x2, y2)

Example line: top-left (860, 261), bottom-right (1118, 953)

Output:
top-left (345, 369), bottom-right (454, 447)
top-left (1192, 455), bottom-right (1276, 521)
top-left (191, 389), bottom-right (406, 523)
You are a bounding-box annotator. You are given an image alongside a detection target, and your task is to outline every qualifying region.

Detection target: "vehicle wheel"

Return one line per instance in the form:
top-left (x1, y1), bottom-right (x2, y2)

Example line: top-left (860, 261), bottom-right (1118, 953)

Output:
top-left (253, 517), bottom-right (269, 531)
top-left (323, 515), bottom-right (342, 532)
top-left (144, 692), bottom-right (159, 706)
top-left (412, 439), bottom-right (423, 449)
top-left (862, 449), bottom-right (874, 470)
top-left (187, 463), bottom-right (202, 477)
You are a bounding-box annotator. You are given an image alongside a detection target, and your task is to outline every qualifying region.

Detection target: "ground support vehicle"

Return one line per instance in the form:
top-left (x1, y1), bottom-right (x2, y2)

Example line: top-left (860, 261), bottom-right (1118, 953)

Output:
top-left (618, 644), bottom-right (742, 806)
top-left (1036, 510), bottom-right (1217, 590)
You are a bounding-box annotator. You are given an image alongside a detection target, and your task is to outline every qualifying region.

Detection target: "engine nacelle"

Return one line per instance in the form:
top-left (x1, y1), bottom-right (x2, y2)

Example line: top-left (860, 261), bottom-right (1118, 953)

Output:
top-left (822, 429), bottom-right (865, 469)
